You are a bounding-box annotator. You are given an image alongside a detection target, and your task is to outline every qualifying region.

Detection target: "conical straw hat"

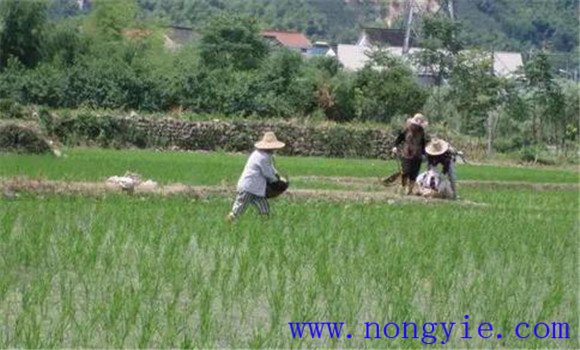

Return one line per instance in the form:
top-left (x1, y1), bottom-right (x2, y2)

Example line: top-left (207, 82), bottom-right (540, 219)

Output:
top-left (255, 132), bottom-right (285, 150)
top-left (425, 138), bottom-right (449, 156)
top-left (407, 113), bottom-right (429, 127)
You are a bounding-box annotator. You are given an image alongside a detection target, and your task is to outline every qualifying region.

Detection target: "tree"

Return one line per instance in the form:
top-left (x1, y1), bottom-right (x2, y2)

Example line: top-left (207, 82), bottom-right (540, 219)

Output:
top-left (0, 0), bottom-right (48, 68)
top-left (412, 14), bottom-right (463, 86)
top-left (317, 71), bottom-right (356, 122)
top-left (199, 13), bottom-right (269, 71)
top-left (559, 81), bottom-right (580, 154)
top-left (48, 0), bottom-right (81, 20)
top-left (523, 51), bottom-right (565, 144)
top-left (449, 50), bottom-right (507, 152)
top-left (86, 0), bottom-right (137, 42)
top-left (44, 19), bottom-right (88, 67)
top-left (353, 48), bottom-right (428, 123)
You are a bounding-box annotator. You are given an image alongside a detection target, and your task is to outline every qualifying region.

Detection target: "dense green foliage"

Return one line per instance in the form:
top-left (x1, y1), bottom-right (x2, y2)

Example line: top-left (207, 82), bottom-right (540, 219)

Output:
top-left (412, 14), bottom-right (578, 154)
top-left (0, 124), bottom-right (52, 154)
top-left (135, 0), bottom-right (386, 43)
top-left (0, 0), bottom-right (426, 123)
top-left (132, 0), bottom-right (579, 56)
top-left (456, 0), bottom-right (578, 52)
top-left (0, 0), bottom-right (48, 68)
top-left (198, 13), bottom-right (268, 71)
top-left (412, 14), bottom-right (463, 86)
top-left (455, 0), bottom-right (579, 73)
top-left (353, 52), bottom-right (428, 122)
top-left (0, 0), bottom-right (577, 155)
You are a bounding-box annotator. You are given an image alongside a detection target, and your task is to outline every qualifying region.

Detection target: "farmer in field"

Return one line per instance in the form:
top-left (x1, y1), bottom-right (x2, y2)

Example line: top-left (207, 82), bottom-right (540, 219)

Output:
top-left (227, 132), bottom-right (286, 221)
top-left (416, 168), bottom-right (454, 199)
top-left (424, 138), bottom-right (458, 199)
top-left (391, 113), bottom-right (429, 195)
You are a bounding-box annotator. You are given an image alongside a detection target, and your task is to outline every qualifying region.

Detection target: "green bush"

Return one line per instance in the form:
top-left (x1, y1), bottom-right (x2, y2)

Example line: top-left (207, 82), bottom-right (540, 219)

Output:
top-left (0, 99), bottom-right (25, 119)
top-left (19, 64), bottom-right (66, 107)
top-left (0, 124), bottom-right (52, 154)
top-left (62, 59), bottom-right (135, 109)
top-left (518, 145), bottom-right (556, 165)
top-left (320, 73), bottom-right (356, 122)
top-left (37, 108), bottom-right (55, 132)
top-left (48, 113), bottom-right (147, 148)
top-left (493, 136), bottom-right (529, 153)
top-left (353, 64), bottom-right (428, 123)
top-left (0, 57), bottom-right (27, 101)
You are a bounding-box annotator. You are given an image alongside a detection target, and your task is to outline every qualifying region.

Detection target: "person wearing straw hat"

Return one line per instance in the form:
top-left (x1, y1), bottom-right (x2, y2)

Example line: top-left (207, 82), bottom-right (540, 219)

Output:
top-left (391, 113), bottom-right (429, 195)
top-left (425, 138), bottom-right (458, 199)
top-left (416, 168), bottom-right (454, 199)
top-left (227, 131), bottom-right (286, 221)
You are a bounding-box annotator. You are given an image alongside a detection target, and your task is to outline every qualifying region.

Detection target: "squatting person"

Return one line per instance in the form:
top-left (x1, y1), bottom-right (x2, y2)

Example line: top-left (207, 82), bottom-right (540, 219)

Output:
top-left (392, 113), bottom-right (429, 195)
top-left (227, 131), bottom-right (285, 221)
top-left (425, 138), bottom-right (458, 199)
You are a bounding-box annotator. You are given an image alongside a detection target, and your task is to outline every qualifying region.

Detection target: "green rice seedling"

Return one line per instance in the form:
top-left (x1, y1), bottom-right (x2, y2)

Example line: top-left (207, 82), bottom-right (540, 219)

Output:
top-left (0, 183), bottom-right (576, 348)
top-left (0, 149), bottom-right (576, 185)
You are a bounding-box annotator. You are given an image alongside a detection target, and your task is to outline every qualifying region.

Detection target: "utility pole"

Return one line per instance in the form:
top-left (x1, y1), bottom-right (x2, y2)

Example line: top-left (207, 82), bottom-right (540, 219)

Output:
top-left (402, 0), bottom-right (414, 56)
top-left (447, 0), bottom-right (454, 20)
top-left (403, 0), bottom-right (455, 55)
top-left (486, 44), bottom-right (496, 156)
top-left (490, 44), bottom-right (495, 76)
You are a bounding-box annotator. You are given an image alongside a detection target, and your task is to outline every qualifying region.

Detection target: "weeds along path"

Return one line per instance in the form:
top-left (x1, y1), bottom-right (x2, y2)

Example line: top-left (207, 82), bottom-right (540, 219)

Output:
top-left (1, 177), bottom-right (490, 206)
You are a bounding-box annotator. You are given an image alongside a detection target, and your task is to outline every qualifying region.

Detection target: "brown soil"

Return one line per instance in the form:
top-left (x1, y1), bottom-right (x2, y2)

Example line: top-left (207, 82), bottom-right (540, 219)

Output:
top-left (1, 177), bottom-right (486, 206)
top-left (293, 176), bottom-right (579, 191)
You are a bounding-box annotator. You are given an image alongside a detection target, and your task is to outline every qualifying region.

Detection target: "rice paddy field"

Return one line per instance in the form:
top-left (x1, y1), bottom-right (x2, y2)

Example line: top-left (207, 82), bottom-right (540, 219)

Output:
top-left (0, 149), bottom-right (578, 348)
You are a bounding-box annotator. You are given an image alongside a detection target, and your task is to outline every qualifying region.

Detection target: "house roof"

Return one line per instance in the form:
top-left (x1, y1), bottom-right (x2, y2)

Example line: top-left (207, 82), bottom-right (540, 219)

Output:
top-left (309, 46), bottom-right (330, 56)
top-left (261, 30), bottom-right (312, 49)
top-left (337, 44), bottom-right (371, 71)
top-left (165, 25), bottom-right (199, 47)
top-left (337, 45), bottom-right (426, 72)
top-left (307, 42), bottom-right (337, 57)
top-left (455, 50), bottom-right (524, 77)
top-left (493, 51), bottom-right (523, 77)
top-left (358, 27), bottom-right (415, 47)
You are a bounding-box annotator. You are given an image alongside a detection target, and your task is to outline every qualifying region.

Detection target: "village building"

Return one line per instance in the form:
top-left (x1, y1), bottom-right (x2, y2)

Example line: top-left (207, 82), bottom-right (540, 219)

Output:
top-left (337, 27), bottom-right (523, 81)
top-left (261, 30), bottom-right (312, 54)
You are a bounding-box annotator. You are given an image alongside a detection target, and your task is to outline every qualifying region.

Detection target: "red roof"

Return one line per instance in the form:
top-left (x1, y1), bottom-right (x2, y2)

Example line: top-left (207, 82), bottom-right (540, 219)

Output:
top-left (261, 30), bottom-right (312, 49)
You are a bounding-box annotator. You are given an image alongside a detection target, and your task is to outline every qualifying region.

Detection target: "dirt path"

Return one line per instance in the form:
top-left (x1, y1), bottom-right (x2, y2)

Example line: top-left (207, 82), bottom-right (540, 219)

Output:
top-left (293, 176), bottom-right (579, 191)
top-left (0, 177), bottom-right (487, 206)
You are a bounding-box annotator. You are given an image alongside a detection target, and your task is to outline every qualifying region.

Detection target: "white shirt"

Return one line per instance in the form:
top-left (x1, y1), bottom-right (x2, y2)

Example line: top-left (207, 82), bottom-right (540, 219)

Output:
top-left (237, 150), bottom-right (278, 196)
top-left (417, 169), bottom-right (440, 190)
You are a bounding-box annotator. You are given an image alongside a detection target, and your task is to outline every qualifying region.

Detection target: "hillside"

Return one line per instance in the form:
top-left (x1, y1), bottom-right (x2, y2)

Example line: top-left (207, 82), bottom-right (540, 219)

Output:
top-left (49, 0), bottom-right (577, 63)
top-left (455, 0), bottom-right (578, 52)
top-left (132, 0), bottom-right (578, 53)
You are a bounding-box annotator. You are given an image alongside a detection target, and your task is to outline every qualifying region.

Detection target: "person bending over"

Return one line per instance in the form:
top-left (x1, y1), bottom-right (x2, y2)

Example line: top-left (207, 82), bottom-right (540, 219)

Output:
top-left (425, 138), bottom-right (458, 199)
top-left (228, 132), bottom-right (285, 221)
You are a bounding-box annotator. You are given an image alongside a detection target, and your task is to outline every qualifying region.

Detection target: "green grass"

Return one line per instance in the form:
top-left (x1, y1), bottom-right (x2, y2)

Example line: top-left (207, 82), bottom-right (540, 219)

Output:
top-left (0, 148), bottom-right (577, 185)
top-left (0, 187), bottom-right (577, 348)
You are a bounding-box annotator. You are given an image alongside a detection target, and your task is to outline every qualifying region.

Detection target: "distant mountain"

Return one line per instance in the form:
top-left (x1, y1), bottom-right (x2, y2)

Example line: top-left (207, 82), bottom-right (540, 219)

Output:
top-left (48, 0), bottom-right (579, 54)
top-left (455, 0), bottom-right (578, 53)
top-left (133, 0), bottom-right (577, 55)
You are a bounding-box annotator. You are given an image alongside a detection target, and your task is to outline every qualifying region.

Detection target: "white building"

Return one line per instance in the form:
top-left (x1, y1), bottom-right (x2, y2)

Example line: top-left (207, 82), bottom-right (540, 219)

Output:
top-left (337, 27), bottom-right (523, 79)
